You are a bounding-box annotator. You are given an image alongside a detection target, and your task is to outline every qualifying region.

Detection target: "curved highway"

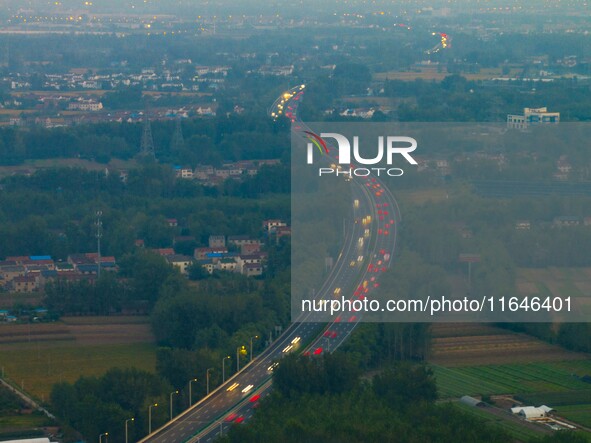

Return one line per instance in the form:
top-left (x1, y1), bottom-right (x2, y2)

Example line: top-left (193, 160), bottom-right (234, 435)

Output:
top-left (138, 86), bottom-right (400, 443)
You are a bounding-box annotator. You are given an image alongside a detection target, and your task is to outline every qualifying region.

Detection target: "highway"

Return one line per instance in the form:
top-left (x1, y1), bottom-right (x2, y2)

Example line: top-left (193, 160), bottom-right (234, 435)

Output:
top-left (138, 87), bottom-right (400, 443)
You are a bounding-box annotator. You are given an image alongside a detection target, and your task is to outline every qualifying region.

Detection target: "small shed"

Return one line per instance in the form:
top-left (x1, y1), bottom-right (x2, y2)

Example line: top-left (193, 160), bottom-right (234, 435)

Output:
top-left (460, 395), bottom-right (485, 407)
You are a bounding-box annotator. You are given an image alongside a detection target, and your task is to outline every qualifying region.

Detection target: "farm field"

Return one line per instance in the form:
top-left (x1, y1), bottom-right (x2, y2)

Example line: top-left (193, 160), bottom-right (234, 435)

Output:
top-left (516, 267), bottom-right (591, 300)
top-left (429, 323), bottom-right (585, 367)
top-left (557, 404), bottom-right (591, 428)
top-left (0, 316), bottom-right (156, 400)
top-left (452, 402), bottom-right (548, 441)
top-left (432, 361), bottom-right (591, 398)
top-left (0, 342), bottom-right (157, 400)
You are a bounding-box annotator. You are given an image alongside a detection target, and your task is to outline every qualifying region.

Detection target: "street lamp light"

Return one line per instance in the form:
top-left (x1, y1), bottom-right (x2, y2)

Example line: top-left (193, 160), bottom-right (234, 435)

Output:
top-left (125, 418), bottom-right (134, 443)
top-left (148, 403), bottom-right (158, 434)
top-left (99, 432), bottom-right (108, 443)
top-left (188, 378), bottom-right (198, 407)
top-left (169, 390), bottom-right (179, 420)
top-left (236, 345), bottom-right (247, 372)
top-left (222, 356), bottom-right (230, 383)
top-left (206, 368), bottom-right (214, 395)
top-left (250, 335), bottom-right (259, 361)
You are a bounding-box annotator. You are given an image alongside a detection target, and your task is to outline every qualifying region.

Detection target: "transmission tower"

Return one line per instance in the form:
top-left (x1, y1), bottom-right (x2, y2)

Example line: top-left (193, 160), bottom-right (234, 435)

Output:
top-left (140, 114), bottom-right (156, 159)
top-left (170, 116), bottom-right (185, 152)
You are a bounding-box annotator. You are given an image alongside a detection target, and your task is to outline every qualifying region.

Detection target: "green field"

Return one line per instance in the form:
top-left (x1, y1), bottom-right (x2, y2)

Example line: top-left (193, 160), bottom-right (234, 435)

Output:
top-left (0, 342), bottom-right (157, 401)
top-left (432, 361), bottom-right (591, 398)
top-left (452, 402), bottom-right (544, 441)
top-left (558, 404), bottom-right (591, 428)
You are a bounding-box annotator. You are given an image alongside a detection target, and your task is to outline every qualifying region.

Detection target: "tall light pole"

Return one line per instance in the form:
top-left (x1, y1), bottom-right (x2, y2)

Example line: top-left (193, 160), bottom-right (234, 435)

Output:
top-left (169, 390), bottom-right (179, 420)
top-left (99, 432), bottom-right (108, 443)
top-left (236, 346), bottom-right (241, 372)
top-left (188, 378), bottom-right (197, 407)
top-left (250, 335), bottom-right (259, 361)
top-left (206, 368), bottom-right (214, 395)
top-left (148, 403), bottom-right (158, 434)
top-left (125, 418), bottom-right (134, 443)
top-left (222, 355), bottom-right (230, 383)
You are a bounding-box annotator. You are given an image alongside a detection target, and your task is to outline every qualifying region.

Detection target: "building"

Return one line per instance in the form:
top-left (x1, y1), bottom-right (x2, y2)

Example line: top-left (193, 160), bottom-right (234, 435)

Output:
top-left (511, 405), bottom-right (554, 419)
top-left (209, 235), bottom-right (226, 248)
top-left (459, 396), bottom-right (485, 407)
top-left (10, 275), bottom-right (38, 293)
top-left (166, 255), bottom-right (193, 275)
top-left (243, 262), bottom-right (263, 277)
top-left (507, 107), bottom-right (560, 129)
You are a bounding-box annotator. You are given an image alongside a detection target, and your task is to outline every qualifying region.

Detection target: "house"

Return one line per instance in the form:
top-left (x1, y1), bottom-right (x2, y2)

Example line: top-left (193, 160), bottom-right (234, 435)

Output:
top-left (263, 219), bottom-right (287, 233)
top-left (515, 220), bottom-right (531, 230)
top-left (197, 259), bottom-right (215, 274)
top-left (166, 218), bottom-right (178, 227)
top-left (241, 242), bottom-right (262, 255)
top-left (154, 248), bottom-right (175, 257)
top-left (215, 258), bottom-right (237, 273)
top-left (243, 263), bottom-right (263, 277)
top-left (209, 235), bottom-right (226, 248)
top-left (0, 265), bottom-right (26, 285)
top-left (10, 275), bottom-right (38, 293)
top-left (275, 225), bottom-right (291, 239)
top-left (166, 255), bottom-right (193, 275)
top-left (553, 216), bottom-right (582, 228)
top-left (236, 253), bottom-right (267, 274)
top-left (194, 247), bottom-right (228, 260)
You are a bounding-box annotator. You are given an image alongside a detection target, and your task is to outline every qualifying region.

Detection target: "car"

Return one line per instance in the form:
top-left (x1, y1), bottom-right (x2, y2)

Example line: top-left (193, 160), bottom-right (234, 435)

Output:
top-left (225, 413), bottom-right (238, 422)
top-left (334, 316), bottom-right (341, 323)
top-left (234, 416), bottom-right (245, 424)
top-left (282, 344), bottom-right (293, 353)
top-left (333, 287), bottom-right (341, 295)
top-left (242, 384), bottom-right (254, 394)
top-left (313, 347), bottom-right (323, 355)
top-left (250, 394), bottom-right (261, 403)
top-left (291, 336), bottom-right (301, 344)
top-left (330, 331), bottom-right (337, 339)
top-left (267, 362), bottom-right (279, 372)
top-left (349, 315), bottom-right (357, 322)
top-left (350, 260), bottom-right (356, 267)
top-left (226, 383), bottom-right (240, 392)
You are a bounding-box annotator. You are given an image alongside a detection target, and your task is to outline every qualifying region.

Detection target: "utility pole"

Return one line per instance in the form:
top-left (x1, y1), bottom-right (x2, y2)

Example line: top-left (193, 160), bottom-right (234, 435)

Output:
top-left (95, 211), bottom-right (102, 278)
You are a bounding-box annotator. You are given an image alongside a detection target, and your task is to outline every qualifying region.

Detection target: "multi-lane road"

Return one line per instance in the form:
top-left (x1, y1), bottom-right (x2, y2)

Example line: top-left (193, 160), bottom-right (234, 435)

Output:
top-left (138, 88), bottom-right (400, 443)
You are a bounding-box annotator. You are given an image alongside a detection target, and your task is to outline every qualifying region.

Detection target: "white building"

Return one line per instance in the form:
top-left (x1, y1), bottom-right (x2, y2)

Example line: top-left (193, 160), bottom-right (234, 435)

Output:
top-left (507, 107), bottom-right (560, 129)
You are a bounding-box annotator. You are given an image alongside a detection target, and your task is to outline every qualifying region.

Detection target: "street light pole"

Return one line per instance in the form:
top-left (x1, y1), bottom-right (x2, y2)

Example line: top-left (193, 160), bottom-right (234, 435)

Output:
top-left (206, 368), bottom-right (214, 395)
top-left (250, 335), bottom-right (259, 361)
top-left (236, 346), bottom-right (240, 372)
top-left (222, 356), bottom-right (230, 383)
top-left (169, 390), bottom-right (179, 421)
top-left (148, 403), bottom-right (158, 434)
top-left (99, 433), bottom-right (108, 443)
top-left (189, 379), bottom-right (197, 407)
top-left (125, 418), bottom-right (134, 443)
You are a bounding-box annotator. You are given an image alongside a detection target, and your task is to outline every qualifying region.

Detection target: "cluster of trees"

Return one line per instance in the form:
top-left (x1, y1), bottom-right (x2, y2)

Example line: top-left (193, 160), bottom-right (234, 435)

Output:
top-left (0, 111), bottom-right (290, 166)
top-left (50, 368), bottom-right (171, 443)
top-left (0, 166), bottom-right (289, 260)
top-left (221, 357), bottom-right (512, 443)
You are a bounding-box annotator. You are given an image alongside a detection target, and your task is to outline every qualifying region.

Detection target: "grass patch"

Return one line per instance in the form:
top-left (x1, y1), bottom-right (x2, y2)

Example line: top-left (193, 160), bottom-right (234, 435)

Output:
top-left (558, 404), bottom-right (591, 428)
top-left (0, 342), bottom-right (157, 401)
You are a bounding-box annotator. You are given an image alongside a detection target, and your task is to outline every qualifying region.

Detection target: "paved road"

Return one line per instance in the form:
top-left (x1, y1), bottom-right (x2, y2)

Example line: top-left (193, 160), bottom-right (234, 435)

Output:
top-left (139, 88), bottom-right (400, 443)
